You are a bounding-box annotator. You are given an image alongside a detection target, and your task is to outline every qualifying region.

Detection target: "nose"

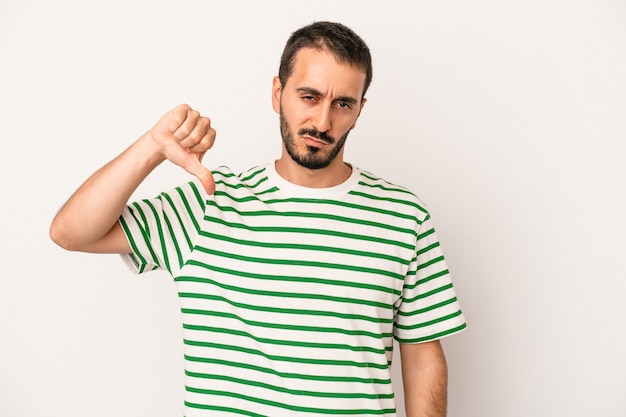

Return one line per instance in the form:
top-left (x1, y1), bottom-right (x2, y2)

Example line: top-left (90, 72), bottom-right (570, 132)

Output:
top-left (312, 103), bottom-right (332, 133)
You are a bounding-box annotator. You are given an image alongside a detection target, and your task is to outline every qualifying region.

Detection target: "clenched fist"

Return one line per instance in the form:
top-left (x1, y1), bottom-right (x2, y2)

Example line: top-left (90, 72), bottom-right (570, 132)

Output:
top-left (149, 104), bottom-right (216, 194)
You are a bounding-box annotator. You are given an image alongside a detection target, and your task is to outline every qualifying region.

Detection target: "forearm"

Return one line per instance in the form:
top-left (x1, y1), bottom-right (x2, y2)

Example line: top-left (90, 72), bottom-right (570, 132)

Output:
top-left (50, 133), bottom-right (164, 251)
top-left (400, 340), bottom-right (448, 417)
top-left (51, 104), bottom-right (216, 253)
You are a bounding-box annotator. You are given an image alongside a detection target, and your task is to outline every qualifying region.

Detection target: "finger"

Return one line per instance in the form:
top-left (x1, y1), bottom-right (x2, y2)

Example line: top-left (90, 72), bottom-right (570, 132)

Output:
top-left (173, 108), bottom-right (200, 140)
top-left (178, 116), bottom-right (211, 149)
top-left (185, 127), bottom-right (216, 154)
top-left (168, 104), bottom-right (191, 133)
top-left (183, 157), bottom-right (216, 195)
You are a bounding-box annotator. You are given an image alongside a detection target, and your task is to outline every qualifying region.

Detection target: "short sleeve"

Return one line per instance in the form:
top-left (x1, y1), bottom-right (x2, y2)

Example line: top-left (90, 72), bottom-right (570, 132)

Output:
top-left (118, 180), bottom-right (207, 276)
top-left (394, 214), bottom-right (467, 343)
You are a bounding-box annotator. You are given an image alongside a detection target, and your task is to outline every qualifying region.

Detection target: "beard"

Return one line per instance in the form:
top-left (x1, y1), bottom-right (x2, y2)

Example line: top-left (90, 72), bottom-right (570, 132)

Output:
top-left (279, 111), bottom-right (350, 170)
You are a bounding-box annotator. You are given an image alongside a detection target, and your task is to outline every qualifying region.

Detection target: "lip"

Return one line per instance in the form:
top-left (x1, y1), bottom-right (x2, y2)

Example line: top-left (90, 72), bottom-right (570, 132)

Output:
top-left (302, 135), bottom-right (330, 147)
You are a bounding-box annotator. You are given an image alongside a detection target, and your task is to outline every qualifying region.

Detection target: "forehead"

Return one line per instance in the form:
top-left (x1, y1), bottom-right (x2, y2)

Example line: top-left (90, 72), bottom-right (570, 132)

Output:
top-left (287, 48), bottom-right (367, 99)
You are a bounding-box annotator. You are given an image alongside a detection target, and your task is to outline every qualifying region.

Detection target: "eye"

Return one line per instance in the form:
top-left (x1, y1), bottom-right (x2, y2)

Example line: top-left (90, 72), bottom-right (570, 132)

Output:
top-left (337, 101), bottom-right (353, 110)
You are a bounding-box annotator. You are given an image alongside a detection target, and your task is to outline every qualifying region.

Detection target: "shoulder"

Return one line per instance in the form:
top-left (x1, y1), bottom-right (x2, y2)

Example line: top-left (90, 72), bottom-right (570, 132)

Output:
top-left (211, 165), bottom-right (270, 186)
top-left (352, 168), bottom-right (430, 220)
top-left (209, 164), bottom-right (277, 201)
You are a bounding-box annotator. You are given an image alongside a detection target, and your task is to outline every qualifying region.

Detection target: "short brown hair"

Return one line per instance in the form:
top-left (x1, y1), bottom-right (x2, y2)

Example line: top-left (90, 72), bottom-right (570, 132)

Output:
top-left (278, 21), bottom-right (373, 97)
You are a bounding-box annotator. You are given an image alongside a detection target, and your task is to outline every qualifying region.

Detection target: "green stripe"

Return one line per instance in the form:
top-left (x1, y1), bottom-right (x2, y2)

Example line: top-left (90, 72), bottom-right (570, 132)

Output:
top-left (403, 283), bottom-right (454, 303)
top-left (210, 166), bottom-right (273, 197)
top-left (417, 224), bottom-right (435, 241)
top-left (176, 272), bottom-right (394, 309)
top-left (185, 387), bottom-right (395, 415)
top-left (179, 292), bottom-right (394, 323)
top-left (164, 191), bottom-right (193, 251)
top-left (403, 269), bottom-right (449, 291)
top-left (254, 186), bottom-right (281, 196)
top-left (263, 197), bottom-right (418, 223)
top-left (416, 242), bottom-right (441, 257)
top-left (188, 181), bottom-right (206, 210)
top-left (204, 216), bottom-right (415, 249)
top-left (211, 191), bottom-right (263, 204)
top-left (394, 310), bottom-right (464, 331)
top-left (183, 339), bottom-right (390, 369)
top-left (181, 309), bottom-right (390, 340)
top-left (395, 322), bottom-right (468, 344)
top-left (130, 201), bottom-right (151, 240)
top-left (184, 355), bottom-right (392, 384)
top-left (142, 199), bottom-right (171, 273)
top-left (212, 167), bottom-right (237, 179)
top-left (200, 231), bottom-right (409, 265)
top-left (184, 403), bottom-right (265, 417)
top-left (172, 185), bottom-right (201, 235)
top-left (118, 215), bottom-right (148, 269)
top-left (183, 323), bottom-right (388, 354)
top-left (194, 246), bottom-right (405, 280)
top-left (416, 255), bottom-right (445, 271)
top-left (204, 200), bottom-right (416, 235)
top-left (415, 269), bottom-right (450, 287)
top-left (396, 297), bottom-right (459, 317)
top-left (185, 371), bottom-right (394, 400)
top-left (181, 260), bottom-right (399, 296)
top-left (358, 173), bottom-right (413, 194)
top-left (214, 174), bottom-right (269, 190)
top-left (239, 165), bottom-right (265, 182)
top-left (349, 189), bottom-right (428, 216)
top-left (127, 203), bottom-right (160, 269)
top-left (161, 203), bottom-right (184, 270)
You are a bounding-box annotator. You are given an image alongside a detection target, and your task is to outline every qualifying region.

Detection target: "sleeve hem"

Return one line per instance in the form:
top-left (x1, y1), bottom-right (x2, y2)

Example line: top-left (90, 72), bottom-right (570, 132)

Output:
top-left (394, 322), bottom-right (467, 344)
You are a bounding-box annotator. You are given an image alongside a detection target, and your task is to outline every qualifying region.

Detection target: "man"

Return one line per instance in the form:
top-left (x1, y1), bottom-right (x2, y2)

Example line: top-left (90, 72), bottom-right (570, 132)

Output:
top-left (50, 21), bottom-right (466, 417)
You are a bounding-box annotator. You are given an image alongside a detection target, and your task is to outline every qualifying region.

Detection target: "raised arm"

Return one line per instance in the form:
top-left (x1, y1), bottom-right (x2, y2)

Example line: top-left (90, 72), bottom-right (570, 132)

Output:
top-left (49, 104), bottom-right (216, 254)
top-left (400, 340), bottom-right (449, 417)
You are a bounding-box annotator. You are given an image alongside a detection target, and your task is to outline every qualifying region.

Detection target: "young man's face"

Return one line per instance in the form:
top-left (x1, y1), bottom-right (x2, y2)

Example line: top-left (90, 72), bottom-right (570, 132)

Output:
top-left (272, 48), bottom-right (367, 170)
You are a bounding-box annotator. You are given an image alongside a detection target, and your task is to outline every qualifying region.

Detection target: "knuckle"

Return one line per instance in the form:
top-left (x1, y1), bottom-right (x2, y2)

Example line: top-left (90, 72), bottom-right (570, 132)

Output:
top-left (187, 131), bottom-right (201, 142)
top-left (176, 127), bottom-right (190, 138)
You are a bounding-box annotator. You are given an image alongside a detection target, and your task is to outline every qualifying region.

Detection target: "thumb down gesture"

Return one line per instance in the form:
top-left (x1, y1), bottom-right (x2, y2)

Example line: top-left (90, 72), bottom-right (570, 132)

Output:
top-left (150, 104), bottom-right (216, 194)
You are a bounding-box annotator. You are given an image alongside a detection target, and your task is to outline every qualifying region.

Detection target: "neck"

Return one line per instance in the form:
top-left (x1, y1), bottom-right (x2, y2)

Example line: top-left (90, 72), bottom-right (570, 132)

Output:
top-left (274, 154), bottom-right (352, 188)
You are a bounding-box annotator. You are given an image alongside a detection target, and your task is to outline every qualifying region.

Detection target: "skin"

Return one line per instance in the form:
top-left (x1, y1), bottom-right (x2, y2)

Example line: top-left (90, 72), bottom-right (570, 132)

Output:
top-left (49, 47), bottom-right (449, 416)
top-left (271, 48), bottom-right (366, 187)
top-left (49, 105), bottom-right (215, 253)
top-left (401, 340), bottom-right (449, 417)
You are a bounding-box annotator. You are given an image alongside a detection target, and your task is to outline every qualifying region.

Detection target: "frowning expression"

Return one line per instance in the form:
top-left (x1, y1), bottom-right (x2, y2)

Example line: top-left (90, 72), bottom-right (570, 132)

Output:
top-left (272, 48), bottom-right (367, 170)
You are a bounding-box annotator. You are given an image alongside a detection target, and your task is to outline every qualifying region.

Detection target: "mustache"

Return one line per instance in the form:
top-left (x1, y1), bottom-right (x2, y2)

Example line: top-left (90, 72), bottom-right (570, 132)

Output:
top-left (298, 128), bottom-right (335, 144)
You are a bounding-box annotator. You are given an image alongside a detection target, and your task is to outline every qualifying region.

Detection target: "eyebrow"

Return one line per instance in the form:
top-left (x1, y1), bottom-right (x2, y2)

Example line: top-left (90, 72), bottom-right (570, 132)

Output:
top-left (296, 87), bottom-right (359, 105)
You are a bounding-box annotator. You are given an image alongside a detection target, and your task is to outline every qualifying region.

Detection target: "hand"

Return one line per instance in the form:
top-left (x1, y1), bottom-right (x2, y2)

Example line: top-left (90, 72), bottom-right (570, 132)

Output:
top-left (149, 104), bottom-right (216, 194)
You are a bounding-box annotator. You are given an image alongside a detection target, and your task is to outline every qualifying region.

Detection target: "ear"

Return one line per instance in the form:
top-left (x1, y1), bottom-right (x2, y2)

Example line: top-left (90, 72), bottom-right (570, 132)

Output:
top-left (271, 76), bottom-right (282, 114)
top-left (350, 97), bottom-right (367, 129)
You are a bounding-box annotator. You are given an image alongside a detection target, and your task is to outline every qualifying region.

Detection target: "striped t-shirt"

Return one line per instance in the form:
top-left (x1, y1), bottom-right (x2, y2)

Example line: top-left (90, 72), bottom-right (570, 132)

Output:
top-left (119, 163), bottom-right (466, 417)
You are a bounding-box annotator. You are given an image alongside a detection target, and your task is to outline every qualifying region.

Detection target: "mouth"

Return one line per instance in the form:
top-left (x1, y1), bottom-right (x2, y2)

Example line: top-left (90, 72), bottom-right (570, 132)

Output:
top-left (302, 135), bottom-right (331, 147)
top-left (299, 129), bottom-right (334, 147)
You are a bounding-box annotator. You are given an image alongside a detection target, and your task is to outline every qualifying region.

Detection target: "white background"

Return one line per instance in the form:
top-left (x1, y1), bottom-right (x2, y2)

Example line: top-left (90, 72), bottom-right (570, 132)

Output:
top-left (1, 1), bottom-right (625, 416)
